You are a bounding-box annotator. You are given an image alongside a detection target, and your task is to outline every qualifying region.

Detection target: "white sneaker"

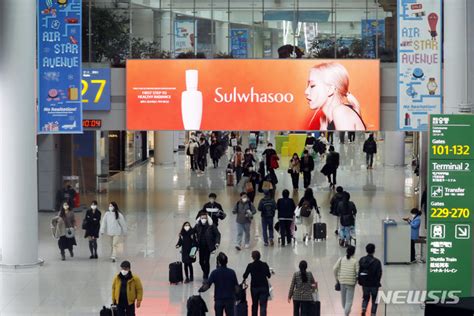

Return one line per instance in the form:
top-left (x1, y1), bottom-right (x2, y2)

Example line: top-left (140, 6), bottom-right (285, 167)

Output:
top-left (244, 244), bottom-right (250, 249)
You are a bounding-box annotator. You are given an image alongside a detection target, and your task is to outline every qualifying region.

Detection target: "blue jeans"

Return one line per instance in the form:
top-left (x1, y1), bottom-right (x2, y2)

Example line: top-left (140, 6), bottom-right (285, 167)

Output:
top-left (339, 226), bottom-right (354, 242)
top-left (236, 222), bottom-right (251, 246)
top-left (261, 217), bottom-right (274, 244)
top-left (215, 299), bottom-right (235, 316)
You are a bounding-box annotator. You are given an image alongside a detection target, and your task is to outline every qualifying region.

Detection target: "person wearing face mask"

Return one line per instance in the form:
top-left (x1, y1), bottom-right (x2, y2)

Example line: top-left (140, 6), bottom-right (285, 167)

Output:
top-left (176, 221), bottom-right (198, 283)
top-left (100, 201), bottom-right (127, 263)
top-left (82, 200), bottom-right (101, 259)
top-left (244, 165), bottom-right (259, 203)
top-left (199, 193), bottom-right (226, 227)
top-left (403, 208), bottom-right (422, 263)
top-left (112, 261), bottom-right (143, 316)
top-left (195, 211), bottom-right (221, 280)
top-left (51, 201), bottom-right (77, 260)
top-left (233, 192), bottom-right (257, 251)
top-left (299, 150), bottom-right (315, 189)
top-left (289, 153), bottom-right (301, 190)
top-left (262, 143), bottom-right (277, 173)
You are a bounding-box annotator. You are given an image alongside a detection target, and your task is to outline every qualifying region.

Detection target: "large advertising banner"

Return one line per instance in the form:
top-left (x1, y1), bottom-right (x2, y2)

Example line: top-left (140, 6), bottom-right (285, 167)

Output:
top-left (126, 60), bottom-right (380, 131)
top-left (427, 115), bottom-right (474, 297)
top-left (397, 0), bottom-right (442, 131)
top-left (37, 0), bottom-right (82, 133)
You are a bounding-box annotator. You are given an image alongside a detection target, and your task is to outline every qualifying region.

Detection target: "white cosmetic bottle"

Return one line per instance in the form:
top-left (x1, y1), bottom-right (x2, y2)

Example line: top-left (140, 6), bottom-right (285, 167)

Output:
top-left (181, 69), bottom-right (203, 130)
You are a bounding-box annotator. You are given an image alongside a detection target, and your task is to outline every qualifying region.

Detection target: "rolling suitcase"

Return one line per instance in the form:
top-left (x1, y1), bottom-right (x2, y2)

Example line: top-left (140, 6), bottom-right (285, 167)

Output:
top-left (169, 261), bottom-right (183, 284)
top-left (227, 173), bottom-right (234, 186)
top-left (313, 222), bottom-right (327, 240)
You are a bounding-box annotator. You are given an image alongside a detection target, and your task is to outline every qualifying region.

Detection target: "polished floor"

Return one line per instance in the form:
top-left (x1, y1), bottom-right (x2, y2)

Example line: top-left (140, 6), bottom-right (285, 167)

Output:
top-left (0, 133), bottom-right (426, 315)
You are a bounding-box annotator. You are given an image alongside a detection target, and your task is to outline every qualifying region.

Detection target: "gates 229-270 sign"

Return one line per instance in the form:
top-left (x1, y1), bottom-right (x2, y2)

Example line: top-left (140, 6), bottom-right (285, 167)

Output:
top-left (126, 60), bottom-right (380, 131)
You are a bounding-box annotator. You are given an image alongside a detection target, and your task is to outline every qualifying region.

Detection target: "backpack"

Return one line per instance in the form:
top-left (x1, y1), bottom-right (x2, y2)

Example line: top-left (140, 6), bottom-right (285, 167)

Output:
top-left (261, 199), bottom-right (275, 218)
top-left (300, 200), bottom-right (312, 218)
top-left (270, 154), bottom-right (279, 169)
top-left (187, 295), bottom-right (208, 316)
top-left (358, 258), bottom-right (376, 286)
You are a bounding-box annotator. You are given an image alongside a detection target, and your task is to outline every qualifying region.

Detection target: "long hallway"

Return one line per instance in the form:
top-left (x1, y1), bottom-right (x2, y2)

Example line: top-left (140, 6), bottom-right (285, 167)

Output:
top-left (1, 134), bottom-right (426, 315)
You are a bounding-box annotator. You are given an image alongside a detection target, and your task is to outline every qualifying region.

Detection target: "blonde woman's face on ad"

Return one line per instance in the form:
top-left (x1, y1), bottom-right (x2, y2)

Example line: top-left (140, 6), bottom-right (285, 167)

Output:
top-left (305, 70), bottom-right (329, 110)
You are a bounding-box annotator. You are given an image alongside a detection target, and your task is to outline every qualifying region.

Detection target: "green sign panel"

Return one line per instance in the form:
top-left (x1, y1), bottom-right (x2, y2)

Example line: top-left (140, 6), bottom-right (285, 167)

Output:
top-left (427, 114), bottom-right (474, 297)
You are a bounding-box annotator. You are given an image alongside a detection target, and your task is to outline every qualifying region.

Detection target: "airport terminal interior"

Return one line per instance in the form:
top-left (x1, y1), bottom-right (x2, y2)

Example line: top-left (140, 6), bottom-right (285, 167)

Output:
top-left (1, 0), bottom-right (474, 316)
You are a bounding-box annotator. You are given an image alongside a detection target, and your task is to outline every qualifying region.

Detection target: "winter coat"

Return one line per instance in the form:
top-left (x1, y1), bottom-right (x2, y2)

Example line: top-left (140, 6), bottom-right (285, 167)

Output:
top-left (363, 138), bottom-right (377, 154)
top-left (199, 202), bottom-right (226, 226)
top-left (337, 201), bottom-right (357, 227)
top-left (289, 158), bottom-right (301, 173)
top-left (83, 209), bottom-right (101, 238)
top-left (233, 200), bottom-right (257, 224)
top-left (100, 211), bottom-right (127, 236)
top-left (330, 193), bottom-right (345, 216)
top-left (112, 272), bottom-right (143, 306)
top-left (300, 156), bottom-right (314, 173)
top-left (321, 151), bottom-right (339, 175)
top-left (258, 196), bottom-right (277, 218)
top-left (194, 223), bottom-right (221, 252)
top-left (334, 256), bottom-right (359, 286)
top-left (177, 229), bottom-right (198, 264)
top-left (277, 197), bottom-right (296, 220)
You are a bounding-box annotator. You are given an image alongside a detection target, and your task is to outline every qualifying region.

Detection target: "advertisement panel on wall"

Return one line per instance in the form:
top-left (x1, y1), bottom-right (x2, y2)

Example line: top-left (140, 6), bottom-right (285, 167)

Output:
top-left (230, 29), bottom-right (249, 58)
top-left (126, 59), bottom-right (380, 131)
top-left (174, 20), bottom-right (196, 55)
top-left (397, 0), bottom-right (442, 131)
top-left (427, 115), bottom-right (474, 297)
top-left (37, 0), bottom-right (82, 134)
top-left (82, 68), bottom-right (111, 111)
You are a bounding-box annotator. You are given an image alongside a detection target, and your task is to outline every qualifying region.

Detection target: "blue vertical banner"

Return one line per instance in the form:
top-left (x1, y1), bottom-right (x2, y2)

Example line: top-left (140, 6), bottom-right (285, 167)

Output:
top-left (230, 29), bottom-right (249, 59)
top-left (37, 0), bottom-right (82, 133)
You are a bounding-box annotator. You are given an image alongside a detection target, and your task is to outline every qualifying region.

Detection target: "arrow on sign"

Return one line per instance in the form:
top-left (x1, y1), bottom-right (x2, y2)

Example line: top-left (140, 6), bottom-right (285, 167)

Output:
top-left (458, 227), bottom-right (468, 237)
top-left (455, 225), bottom-right (470, 239)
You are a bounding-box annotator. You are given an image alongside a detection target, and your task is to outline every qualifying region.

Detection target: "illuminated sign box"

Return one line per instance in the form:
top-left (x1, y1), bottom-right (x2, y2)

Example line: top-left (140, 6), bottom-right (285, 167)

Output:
top-left (126, 59), bottom-right (380, 131)
top-left (82, 68), bottom-right (111, 111)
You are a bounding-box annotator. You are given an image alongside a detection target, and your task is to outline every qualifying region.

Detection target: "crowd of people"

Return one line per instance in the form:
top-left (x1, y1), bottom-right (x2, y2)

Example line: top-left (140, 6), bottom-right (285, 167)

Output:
top-left (51, 132), bottom-right (388, 316)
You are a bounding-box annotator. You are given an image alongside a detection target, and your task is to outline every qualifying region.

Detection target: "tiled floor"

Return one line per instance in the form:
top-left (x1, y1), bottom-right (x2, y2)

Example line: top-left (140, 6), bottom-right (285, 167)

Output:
top-left (1, 133), bottom-right (427, 315)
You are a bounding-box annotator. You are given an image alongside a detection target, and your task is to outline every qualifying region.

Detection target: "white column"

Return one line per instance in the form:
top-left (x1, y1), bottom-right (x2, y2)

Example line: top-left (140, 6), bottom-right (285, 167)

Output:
top-left (241, 132), bottom-right (250, 150)
top-left (0, 0), bottom-right (41, 266)
top-left (384, 131), bottom-right (406, 166)
top-left (215, 21), bottom-right (229, 54)
top-left (444, 0), bottom-right (469, 114)
top-left (154, 132), bottom-right (175, 165)
top-left (154, 10), bottom-right (172, 52)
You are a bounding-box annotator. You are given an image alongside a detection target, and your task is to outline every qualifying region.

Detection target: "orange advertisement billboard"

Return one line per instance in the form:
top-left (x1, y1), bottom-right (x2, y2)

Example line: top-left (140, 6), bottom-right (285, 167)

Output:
top-left (127, 59), bottom-right (380, 131)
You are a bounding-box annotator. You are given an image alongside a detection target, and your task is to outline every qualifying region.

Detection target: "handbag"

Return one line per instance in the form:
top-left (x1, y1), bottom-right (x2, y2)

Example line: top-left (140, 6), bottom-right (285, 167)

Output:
top-left (287, 168), bottom-right (292, 174)
top-left (268, 280), bottom-right (274, 300)
top-left (245, 181), bottom-right (254, 193)
top-left (65, 227), bottom-right (75, 239)
top-left (335, 282), bottom-right (341, 291)
top-left (312, 289), bottom-right (320, 302)
top-left (81, 218), bottom-right (88, 230)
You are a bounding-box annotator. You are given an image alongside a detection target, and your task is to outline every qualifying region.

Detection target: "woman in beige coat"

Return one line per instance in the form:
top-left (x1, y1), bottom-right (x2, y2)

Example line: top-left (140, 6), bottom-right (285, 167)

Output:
top-left (333, 245), bottom-right (359, 316)
top-left (51, 201), bottom-right (77, 260)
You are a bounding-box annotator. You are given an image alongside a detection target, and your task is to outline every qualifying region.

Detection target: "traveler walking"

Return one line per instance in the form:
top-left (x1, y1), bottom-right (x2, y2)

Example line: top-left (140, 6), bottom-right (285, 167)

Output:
top-left (200, 193), bottom-right (226, 227)
top-left (199, 252), bottom-right (238, 316)
top-left (100, 202), bottom-right (127, 262)
top-left (363, 134), bottom-right (377, 169)
top-left (195, 211), bottom-right (221, 280)
top-left (112, 260), bottom-right (143, 316)
top-left (339, 131), bottom-right (345, 144)
top-left (197, 137), bottom-right (209, 174)
top-left (321, 145), bottom-right (340, 189)
top-left (243, 251), bottom-right (272, 316)
top-left (257, 192), bottom-right (277, 246)
top-left (337, 192), bottom-right (357, 247)
top-left (359, 244), bottom-right (383, 316)
top-left (327, 131), bottom-right (334, 145)
top-left (243, 148), bottom-right (257, 173)
top-left (403, 208), bottom-right (422, 262)
top-left (297, 188), bottom-right (320, 243)
top-left (330, 186), bottom-right (345, 235)
top-left (233, 146), bottom-right (245, 185)
top-left (82, 200), bottom-right (101, 259)
top-left (262, 143), bottom-right (278, 172)
top-left (333, 246), bottom-right (359, 316)
top-left (176, 221), bottom-right (198, 283)
top-left (289, 153), bottom-right (301, 190)
top-left (276, 189), bottom-right (296, 246)
top-left (233, 192), bottom-right (257, 251)
top-left (51, 201), bottom-right (77, 261)
top-left (348, 131), bottom-right (356, 143)
top-left (243, 165), bottom-right (259, 203)
top-left (300, 150), bottom-right (315, 189)
top-left (288, 260), bottom-right (318, 316)
top-left (210, 137), bottom-right (221, 168)
top-left (187, 136), bottom-right (199, 171)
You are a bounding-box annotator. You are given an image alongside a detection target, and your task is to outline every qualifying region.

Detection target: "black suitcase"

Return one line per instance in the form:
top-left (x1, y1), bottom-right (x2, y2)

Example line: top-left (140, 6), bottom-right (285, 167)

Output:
top-left (309, 301), bottom-right (321, 316)
top-left (100, 305), bottom-right (117, 316)
top-left (169, 261), bottom-right (183, 284)
top-left (313, 222), bottom-right (327, 240)
top-left (235, 301), bottom-right (248, 316)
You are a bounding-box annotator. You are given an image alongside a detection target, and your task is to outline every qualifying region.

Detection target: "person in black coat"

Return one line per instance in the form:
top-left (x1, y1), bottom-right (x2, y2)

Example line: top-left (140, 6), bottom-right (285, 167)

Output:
top-left (321, 145), bottom-right (340, 189)
top-left (337, 192), bottom-right (357, 247)
top-left (83, 200), bottom-right (102, 259)
top-left (300, 150), bottom-right (315, 189)
top-left (363, 133), bottom-right (377, 169)
top-left (197, 137), bottom-right (209, 173)
top-left (199, 193), bottom-right (226, 227)
top-left (176, 221), bottom-right (198, 283)
top-left (276, 189), bottom-right (296, 246)
top-left (209, 138), bottom-right (220, 168)
top-left (243, 250), bottom-right (272, 316)
top-left (195, 211), bottom-right (221, 280)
